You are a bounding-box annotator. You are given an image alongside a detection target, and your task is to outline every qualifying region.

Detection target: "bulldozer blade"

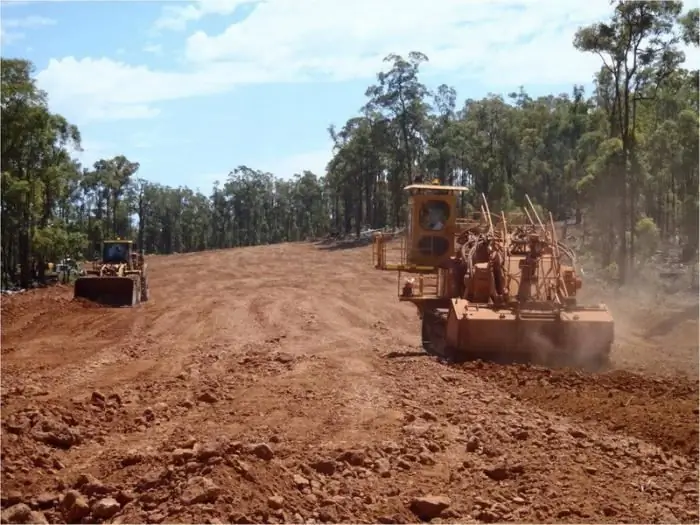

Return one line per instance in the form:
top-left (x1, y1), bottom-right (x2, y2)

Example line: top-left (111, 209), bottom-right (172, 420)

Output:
top-left (74, 276), bottom-right (140, 307)
top-left (444, 300), bottom-right (614, 369)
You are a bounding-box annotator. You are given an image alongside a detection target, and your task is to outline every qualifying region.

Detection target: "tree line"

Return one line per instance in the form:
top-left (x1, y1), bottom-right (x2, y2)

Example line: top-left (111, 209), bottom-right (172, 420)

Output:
top-left (1, 1), bottom-right (698, 288)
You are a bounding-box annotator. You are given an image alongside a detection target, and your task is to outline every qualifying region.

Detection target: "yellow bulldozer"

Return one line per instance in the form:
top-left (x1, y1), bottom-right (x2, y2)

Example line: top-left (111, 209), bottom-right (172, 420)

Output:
top-left (74, 239), bottom-right (149, 307)
top-left (372, 181), bottom-right (614, 370)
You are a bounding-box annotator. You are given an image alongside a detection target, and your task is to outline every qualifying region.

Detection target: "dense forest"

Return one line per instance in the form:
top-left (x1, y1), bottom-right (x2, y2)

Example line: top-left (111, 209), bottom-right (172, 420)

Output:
top-left (1, 1), bottom-right (698, 288)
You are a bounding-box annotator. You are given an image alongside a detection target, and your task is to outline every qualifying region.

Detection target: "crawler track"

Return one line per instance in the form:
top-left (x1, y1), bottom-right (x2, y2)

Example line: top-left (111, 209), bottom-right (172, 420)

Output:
top-left (1, 242), bottom-right (698, 523)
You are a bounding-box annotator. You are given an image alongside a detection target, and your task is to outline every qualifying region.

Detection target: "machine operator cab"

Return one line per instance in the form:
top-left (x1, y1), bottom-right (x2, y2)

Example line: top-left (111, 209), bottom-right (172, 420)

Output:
top-left (405, 179), bottom-right (470, 268)
top-left (101, 240), bottom-right (134, 265)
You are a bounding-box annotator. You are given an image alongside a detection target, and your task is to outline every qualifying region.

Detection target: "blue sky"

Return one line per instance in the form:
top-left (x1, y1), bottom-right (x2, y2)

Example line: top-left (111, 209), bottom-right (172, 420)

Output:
top-left (1, 0), bottom-right (696, 194)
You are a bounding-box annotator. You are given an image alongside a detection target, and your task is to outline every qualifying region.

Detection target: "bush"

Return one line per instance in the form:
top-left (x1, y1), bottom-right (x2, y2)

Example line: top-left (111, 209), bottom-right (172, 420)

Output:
top-left (635, 217), bottom-right (660, 259)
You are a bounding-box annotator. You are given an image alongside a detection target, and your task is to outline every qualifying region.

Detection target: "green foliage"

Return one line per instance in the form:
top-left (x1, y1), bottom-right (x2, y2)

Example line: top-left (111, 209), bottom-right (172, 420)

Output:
top-left (634, 216), bottom-right (661, 258)
top-left (679, 8), bottom-right (699, 45)
top-left (33, 223), bottom-right (88, 262)
top-left (1, 1), bottom-right (698, 288)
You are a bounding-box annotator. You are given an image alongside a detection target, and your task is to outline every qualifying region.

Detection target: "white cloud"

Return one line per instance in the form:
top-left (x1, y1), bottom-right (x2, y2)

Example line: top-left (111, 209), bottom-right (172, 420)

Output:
top-left (182, 0), bottom-right (616, 81)
top-left (153, 0), bottom-right (249, 31)
top-left (0, 14), bottom-right (55, 43)
top-left (36, 56), bottom-right (291, 123)
top-left (143, 43), bottom-right (162, 55)
top-left (36, 0), bottom-right (700, 124)
top-left (0, 27), bottom-right (23, 44)
top-left (37, 57), bottom-right (212, 121)
top-left (2, 15), bottom-right (56, 29)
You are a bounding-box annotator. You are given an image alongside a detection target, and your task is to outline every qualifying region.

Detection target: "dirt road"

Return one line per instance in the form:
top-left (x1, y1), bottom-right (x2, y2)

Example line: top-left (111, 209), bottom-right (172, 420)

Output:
top-left (2, 241), bottom-right (698, 524)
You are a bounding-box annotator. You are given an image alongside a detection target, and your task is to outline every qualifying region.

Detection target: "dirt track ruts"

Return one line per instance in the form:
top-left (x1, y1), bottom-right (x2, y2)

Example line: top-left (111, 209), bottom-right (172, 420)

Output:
top-left (1, 241), bottom-right (698, 524)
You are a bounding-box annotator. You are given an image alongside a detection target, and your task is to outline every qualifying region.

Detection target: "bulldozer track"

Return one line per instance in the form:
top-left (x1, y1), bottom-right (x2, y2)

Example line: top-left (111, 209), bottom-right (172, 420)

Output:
top-left (1, 242), bottom-right (698, 524)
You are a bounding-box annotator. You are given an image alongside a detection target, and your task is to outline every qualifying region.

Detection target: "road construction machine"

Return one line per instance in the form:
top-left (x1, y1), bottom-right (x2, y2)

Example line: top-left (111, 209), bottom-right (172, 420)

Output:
top-left (74, 239), bottom-right (149, 307)
top-left (372, 181), bottom-right (614, 370)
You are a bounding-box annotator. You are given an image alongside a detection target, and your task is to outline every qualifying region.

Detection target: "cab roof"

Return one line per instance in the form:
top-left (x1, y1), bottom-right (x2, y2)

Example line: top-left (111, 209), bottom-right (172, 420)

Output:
top-left (403, 184), bottom-right (470, 192)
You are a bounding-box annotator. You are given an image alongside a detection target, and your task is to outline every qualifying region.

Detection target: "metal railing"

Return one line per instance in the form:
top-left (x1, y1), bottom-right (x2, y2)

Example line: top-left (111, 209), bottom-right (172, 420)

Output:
top-left (372, 233), bottom-right (407, 269)
top-left (397, 269), bottom-right (441, 299)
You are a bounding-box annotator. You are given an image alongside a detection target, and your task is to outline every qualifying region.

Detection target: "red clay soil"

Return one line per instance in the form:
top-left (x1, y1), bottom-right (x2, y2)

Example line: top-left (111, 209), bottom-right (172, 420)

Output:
top-left (1, 242), bottom-right (698, 524)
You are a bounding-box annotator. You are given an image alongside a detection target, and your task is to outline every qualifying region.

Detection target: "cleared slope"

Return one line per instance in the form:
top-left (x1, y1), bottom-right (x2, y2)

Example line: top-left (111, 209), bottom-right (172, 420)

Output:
top-left (1, 242), bottom-right (698, 524)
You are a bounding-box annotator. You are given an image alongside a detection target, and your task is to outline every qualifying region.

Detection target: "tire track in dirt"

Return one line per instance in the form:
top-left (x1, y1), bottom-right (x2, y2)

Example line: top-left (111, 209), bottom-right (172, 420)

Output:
top-left (1, 241), bottom-right (698, 524)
